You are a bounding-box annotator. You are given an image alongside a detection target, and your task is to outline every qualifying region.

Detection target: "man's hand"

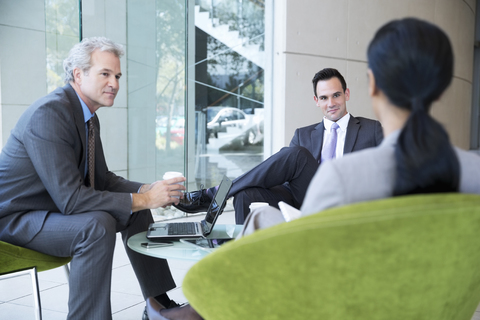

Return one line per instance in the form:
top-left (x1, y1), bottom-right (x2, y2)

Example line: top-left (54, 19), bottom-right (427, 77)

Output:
top-left (132, 177), bottom-right (186, 212)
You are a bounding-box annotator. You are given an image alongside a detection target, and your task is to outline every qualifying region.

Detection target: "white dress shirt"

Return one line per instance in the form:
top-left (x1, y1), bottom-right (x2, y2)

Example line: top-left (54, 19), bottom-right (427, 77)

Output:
top-left (322, 113), bottom-right (350, 159)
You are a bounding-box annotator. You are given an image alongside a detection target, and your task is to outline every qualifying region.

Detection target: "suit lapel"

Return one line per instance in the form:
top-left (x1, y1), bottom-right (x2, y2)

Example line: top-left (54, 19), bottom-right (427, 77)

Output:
top-left (63, 84), bottom-right (88, 175)
top-left (64, 85), bottom-right (107, 190)
top-left (92, 114), bottom-right (105, 189)
top-left (344, 115), bottom-right (360, 154)
top-left (311, 122), bottom-right (325, 162)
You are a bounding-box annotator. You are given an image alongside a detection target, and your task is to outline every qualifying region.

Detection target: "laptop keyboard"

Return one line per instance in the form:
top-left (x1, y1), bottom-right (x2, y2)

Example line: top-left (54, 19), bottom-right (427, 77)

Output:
top-left (168, 222), bottom-right (197, 235)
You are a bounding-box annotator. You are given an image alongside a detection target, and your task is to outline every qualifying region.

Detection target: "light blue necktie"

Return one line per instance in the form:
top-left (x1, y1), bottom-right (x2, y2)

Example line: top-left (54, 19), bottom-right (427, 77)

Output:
top-left (321, 122), bottom-right (339, 163)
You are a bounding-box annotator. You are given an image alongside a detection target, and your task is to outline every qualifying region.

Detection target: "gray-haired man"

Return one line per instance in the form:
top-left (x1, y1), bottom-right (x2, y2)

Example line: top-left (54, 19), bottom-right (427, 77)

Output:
top-left (0, 37), bottom-right (183, 320)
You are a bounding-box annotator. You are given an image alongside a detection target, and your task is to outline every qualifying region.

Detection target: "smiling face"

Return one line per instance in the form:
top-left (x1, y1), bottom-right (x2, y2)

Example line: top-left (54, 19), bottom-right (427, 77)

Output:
top-left (73, 49), bottom-right (122, 113)
top-left (314, 77), bottom-right (350, 122)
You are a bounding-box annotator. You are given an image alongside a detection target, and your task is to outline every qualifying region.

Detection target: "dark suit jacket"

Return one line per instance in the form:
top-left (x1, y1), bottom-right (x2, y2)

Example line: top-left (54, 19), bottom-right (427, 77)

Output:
top-left (0, 84), bottom-right (141, 245)
top-left (289, 115), bottom-right (383, 162)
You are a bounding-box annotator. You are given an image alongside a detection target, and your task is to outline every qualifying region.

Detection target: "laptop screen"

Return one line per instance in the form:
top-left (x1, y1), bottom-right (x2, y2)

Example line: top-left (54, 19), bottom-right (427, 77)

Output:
top-left (203, 176), bottom-right (232, 231)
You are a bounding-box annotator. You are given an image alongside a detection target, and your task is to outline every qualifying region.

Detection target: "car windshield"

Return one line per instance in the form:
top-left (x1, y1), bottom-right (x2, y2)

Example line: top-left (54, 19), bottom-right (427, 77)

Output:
top-left (206, 107), bottom-right (223, 123)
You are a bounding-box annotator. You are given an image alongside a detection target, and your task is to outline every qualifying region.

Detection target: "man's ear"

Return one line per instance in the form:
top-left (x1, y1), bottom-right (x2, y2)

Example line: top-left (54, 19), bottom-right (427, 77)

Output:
top-left (313, 95), bottom-right (319, 105)
top-left (73, 67), bottom-right (82, 85)
top-left (344, 88), bottom-right (350, 101)
top-left (367, 69), bottom-right (377, 97)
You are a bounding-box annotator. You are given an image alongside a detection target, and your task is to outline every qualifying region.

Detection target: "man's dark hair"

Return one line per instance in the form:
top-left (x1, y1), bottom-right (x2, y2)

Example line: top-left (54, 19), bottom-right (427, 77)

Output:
top-left (312, 68), bottom-right (347, 97)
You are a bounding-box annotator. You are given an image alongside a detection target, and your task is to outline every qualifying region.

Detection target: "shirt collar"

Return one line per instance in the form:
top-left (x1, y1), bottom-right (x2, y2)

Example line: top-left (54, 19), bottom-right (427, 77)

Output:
top-left (323, 112), bottom-right (350, 131)
top-left (75, 92), bottom-right (95, 123)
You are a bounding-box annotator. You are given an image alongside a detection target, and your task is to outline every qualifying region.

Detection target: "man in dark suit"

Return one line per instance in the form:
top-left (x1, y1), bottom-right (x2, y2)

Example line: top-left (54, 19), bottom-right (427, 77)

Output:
top-left (0, 37), bottom-right (185, 320)
top-left (175, 68), bottom-right (383, 224)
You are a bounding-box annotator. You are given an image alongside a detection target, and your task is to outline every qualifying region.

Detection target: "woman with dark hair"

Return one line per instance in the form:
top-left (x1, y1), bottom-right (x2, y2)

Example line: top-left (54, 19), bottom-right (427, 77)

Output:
top-left (146, 17), bottom-right (480, 320)
top-left (301, 17), bottom-right (480, 214)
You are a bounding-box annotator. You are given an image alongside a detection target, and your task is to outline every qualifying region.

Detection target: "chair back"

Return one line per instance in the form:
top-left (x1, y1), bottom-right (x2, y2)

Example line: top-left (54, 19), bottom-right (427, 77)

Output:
top-left (183, 194), bottom-right (480, 320)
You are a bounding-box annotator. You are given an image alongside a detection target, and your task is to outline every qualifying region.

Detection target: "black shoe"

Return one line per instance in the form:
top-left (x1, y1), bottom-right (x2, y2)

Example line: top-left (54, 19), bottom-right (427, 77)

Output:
top-left (167, 300), bottom-right (180, 308)
top-left (173, 188), bottom-right (212, 213)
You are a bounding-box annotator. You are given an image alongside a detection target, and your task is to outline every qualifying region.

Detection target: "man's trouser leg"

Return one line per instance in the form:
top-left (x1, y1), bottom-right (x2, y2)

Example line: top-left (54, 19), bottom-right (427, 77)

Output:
top-left (233, 185), bottom-right (294, 224)
top-left (22, 211), bottom-right (117, 320)
top-left (231, 146), bottom-right (318, 222)
top-left (121, 210), bottom-right (176, 299)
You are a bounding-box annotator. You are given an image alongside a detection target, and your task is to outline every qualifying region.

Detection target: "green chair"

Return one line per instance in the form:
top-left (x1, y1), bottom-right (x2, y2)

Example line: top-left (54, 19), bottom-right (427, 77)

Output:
top-left (0, 241), bottom-right (71, 320)
top-left (183, 193), bottom-right (480, 320)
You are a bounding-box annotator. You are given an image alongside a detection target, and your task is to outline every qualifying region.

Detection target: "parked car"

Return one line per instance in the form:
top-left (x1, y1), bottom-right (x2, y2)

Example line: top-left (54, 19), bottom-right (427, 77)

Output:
top-left (205, 106), bottom-right (263, 147)
top-left (206, 107), bottom-right (248, 138)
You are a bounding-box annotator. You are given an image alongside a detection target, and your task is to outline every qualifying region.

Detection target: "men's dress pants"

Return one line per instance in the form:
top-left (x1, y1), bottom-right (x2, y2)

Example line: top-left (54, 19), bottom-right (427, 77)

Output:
top-left (18, 209), bottom-right (175, 320)
top-left (229, 146), bottom-right (318, 224)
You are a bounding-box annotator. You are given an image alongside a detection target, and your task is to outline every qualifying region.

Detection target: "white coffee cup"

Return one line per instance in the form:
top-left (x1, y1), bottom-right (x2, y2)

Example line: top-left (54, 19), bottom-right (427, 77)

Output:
top-left (163, 171), bottom-right (184, 198)
top-left (249, 202), bottom-right (269, 212)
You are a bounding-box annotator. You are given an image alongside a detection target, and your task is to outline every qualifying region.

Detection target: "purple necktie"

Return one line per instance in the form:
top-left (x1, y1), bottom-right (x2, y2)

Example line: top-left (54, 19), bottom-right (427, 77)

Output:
top-left (321, 122), bottom-right (339, 163)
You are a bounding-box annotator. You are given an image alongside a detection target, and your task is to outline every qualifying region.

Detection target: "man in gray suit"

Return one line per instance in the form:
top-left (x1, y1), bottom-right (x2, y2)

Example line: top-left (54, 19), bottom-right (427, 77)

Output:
top-left (175, 68), bottom-right (383, 223)
top-left (0, 37), bottom-right (184, 320)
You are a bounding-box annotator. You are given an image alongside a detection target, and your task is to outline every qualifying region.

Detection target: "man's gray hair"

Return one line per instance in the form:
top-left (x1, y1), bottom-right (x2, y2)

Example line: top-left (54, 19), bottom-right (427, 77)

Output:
top-left (63, 37), bottom-right (124, 83)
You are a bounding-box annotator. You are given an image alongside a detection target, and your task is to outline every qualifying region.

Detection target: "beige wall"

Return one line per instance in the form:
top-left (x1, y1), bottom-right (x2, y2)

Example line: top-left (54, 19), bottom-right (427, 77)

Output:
top-left (270, 0), bottom-right (476, 151)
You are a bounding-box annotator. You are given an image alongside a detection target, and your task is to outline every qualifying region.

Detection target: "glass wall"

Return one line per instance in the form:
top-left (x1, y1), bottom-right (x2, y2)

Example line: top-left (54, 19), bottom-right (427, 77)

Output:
top-left (154, 1), bottom-right (187, 176)
top-left (127, 0), bottom-right (266, 190)
top-left (46, 0), bottom-right (266, 193)
top-left (127, 0), bottom-right (187, 183)
top-left (188, 0), bottom-right (266, 189)
top-left (45, 0), bottom-right (80, 93)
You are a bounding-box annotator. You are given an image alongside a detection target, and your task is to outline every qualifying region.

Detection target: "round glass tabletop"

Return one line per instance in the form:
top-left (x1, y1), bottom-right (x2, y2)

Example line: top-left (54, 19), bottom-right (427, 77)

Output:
top-left (127, 224), bottom-right (242, 261)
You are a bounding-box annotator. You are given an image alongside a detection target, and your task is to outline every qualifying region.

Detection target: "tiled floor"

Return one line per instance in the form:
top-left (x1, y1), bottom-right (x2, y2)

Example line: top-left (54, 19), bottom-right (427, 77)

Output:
top-left (0, 206), bottom-right (235, 320)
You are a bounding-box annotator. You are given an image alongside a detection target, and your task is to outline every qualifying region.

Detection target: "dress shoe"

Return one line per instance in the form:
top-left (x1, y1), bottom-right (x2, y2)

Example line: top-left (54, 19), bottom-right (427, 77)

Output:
top-left (145, 297), bottom-right (169, 320)
top-left (146, 298), bottom-right (202, 320)
top-left (174, 188), bottom-right (211, 213)
top-left (143, 300), bottom-right (179, 319)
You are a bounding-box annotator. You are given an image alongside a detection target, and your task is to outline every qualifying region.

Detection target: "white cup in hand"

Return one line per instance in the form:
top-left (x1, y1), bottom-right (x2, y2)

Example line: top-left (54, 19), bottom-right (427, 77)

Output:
top-left (163, 171), bottom-right (184, 199)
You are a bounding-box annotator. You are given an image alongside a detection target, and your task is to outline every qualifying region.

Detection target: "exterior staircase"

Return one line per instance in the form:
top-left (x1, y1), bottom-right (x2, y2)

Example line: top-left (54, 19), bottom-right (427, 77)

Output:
top-left (194, 5), bottom-right (265, 69)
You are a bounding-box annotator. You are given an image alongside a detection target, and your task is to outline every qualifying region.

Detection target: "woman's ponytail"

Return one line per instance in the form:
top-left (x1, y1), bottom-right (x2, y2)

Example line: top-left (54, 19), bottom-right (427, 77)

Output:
top-left (367, 18), bottom-right (460, 196)
top-left (393, 104), bottom-right (459, 195)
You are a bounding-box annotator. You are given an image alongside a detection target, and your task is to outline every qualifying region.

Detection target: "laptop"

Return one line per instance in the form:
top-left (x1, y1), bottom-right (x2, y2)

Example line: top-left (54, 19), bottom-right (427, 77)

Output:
top-left (146, 175), bottom-right (233, 241)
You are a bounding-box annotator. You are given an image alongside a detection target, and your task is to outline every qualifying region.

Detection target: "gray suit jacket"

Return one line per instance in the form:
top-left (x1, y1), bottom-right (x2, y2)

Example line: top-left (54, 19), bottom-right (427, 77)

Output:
top-left (289, 115), bottom-right (383, 162)
top-left (0, 84), bottom-right (141, 245)
top-left (240, 130), bottom-right (480, 237)
top-left (301, 130), bottom-right (480, 215)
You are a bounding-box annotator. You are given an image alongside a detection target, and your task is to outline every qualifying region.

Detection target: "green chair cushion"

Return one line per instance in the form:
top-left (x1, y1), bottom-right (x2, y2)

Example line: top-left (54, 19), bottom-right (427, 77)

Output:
top-left (0, 241), bottom-right (71, 274)
top-left (183, 193), bottom-right (480, 320)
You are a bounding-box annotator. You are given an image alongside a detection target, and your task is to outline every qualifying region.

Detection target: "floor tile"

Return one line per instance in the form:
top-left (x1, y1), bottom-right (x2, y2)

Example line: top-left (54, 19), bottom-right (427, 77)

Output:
top-left (0, 273), bottom-right (65, 303)
top-left (110, 291), bottom-right (144, 314)
top-left (112, 301), bottom-right (145, 320)
top-left (111, 264), bottom-right (143, 296)
top-left (13, 283), bottom-right (69, 313)
top-left (38, 267), bottom-right (70, 284)
top-left (0, 302), bottom-right (65, 320)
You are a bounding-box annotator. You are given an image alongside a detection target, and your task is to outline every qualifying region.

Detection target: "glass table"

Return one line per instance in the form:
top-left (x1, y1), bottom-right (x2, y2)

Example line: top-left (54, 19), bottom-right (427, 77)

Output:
top-left (127, 224), bottom-right (243, 261)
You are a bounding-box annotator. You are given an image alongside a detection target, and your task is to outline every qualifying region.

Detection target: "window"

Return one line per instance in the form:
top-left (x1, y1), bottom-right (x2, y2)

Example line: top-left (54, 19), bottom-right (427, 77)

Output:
top-left (187, 0), bottom-right (266, 189)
